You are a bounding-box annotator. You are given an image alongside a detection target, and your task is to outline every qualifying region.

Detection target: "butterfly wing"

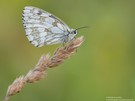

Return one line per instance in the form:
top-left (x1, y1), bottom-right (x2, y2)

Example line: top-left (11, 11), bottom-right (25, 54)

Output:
top-left (22, 6), bottom-right (70, 47)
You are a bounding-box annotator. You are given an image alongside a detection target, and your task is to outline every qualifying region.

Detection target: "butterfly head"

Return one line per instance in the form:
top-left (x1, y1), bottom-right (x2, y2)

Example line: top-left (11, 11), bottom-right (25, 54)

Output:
top-left (68, 29), bottom-right (78, 41)
top-left (68, 26), bottom-right (89, 41)
top-left (72, 29), bottom-right (78, 34)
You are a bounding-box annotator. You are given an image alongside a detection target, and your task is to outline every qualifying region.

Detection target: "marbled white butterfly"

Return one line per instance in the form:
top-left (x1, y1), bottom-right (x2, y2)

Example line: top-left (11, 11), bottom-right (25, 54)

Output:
top-left (22, 6), bottom-right (87, 47)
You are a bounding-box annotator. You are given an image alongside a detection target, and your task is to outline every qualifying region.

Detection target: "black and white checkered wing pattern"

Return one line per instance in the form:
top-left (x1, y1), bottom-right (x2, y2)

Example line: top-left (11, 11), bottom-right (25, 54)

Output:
top-left (22, 6), bottom-right (70, 47)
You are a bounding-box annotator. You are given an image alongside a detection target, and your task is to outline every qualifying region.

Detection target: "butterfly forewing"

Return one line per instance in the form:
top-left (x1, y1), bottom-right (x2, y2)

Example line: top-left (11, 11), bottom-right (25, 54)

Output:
top-left (22, 6), bottom-right (70, 47)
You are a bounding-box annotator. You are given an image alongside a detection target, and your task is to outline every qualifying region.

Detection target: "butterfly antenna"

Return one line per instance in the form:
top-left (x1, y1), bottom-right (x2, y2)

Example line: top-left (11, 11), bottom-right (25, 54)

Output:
top-left (75, 26), bottom-right (89, 31)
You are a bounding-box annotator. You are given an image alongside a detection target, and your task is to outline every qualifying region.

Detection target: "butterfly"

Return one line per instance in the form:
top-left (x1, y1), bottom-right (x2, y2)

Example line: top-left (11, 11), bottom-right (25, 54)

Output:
top-left (22, 6), bottom-right (87, 47)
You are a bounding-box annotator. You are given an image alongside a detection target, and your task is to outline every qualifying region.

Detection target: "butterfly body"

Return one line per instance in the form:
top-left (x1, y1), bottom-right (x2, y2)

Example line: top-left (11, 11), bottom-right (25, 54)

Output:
top-left (22, 6), bottom-right (77, 47)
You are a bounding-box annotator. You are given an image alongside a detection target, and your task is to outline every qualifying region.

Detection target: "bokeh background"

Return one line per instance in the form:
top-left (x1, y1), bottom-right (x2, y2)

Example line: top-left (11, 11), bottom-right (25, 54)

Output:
top-left (0, 0), bottom-right (135, 101)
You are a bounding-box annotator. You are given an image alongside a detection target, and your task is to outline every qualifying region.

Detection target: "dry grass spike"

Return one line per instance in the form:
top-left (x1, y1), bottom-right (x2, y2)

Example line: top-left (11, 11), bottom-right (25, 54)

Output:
top-left (3, 36), bottom-right (84, 101)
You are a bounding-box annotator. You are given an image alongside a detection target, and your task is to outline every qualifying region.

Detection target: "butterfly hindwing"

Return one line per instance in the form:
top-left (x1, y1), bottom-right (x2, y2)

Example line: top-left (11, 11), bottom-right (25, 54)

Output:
top-left (22, 6), bottom-right (70, 47)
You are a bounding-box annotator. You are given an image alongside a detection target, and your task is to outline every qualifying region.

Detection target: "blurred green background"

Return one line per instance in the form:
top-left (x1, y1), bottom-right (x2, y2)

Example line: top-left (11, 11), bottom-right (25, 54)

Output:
top-left (0, 0), bottom-right (135, 101)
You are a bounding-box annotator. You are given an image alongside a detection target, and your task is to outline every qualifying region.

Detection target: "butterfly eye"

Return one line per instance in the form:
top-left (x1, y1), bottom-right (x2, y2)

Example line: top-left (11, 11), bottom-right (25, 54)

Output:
top-left (74, 30), bottom-right (77, 34)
